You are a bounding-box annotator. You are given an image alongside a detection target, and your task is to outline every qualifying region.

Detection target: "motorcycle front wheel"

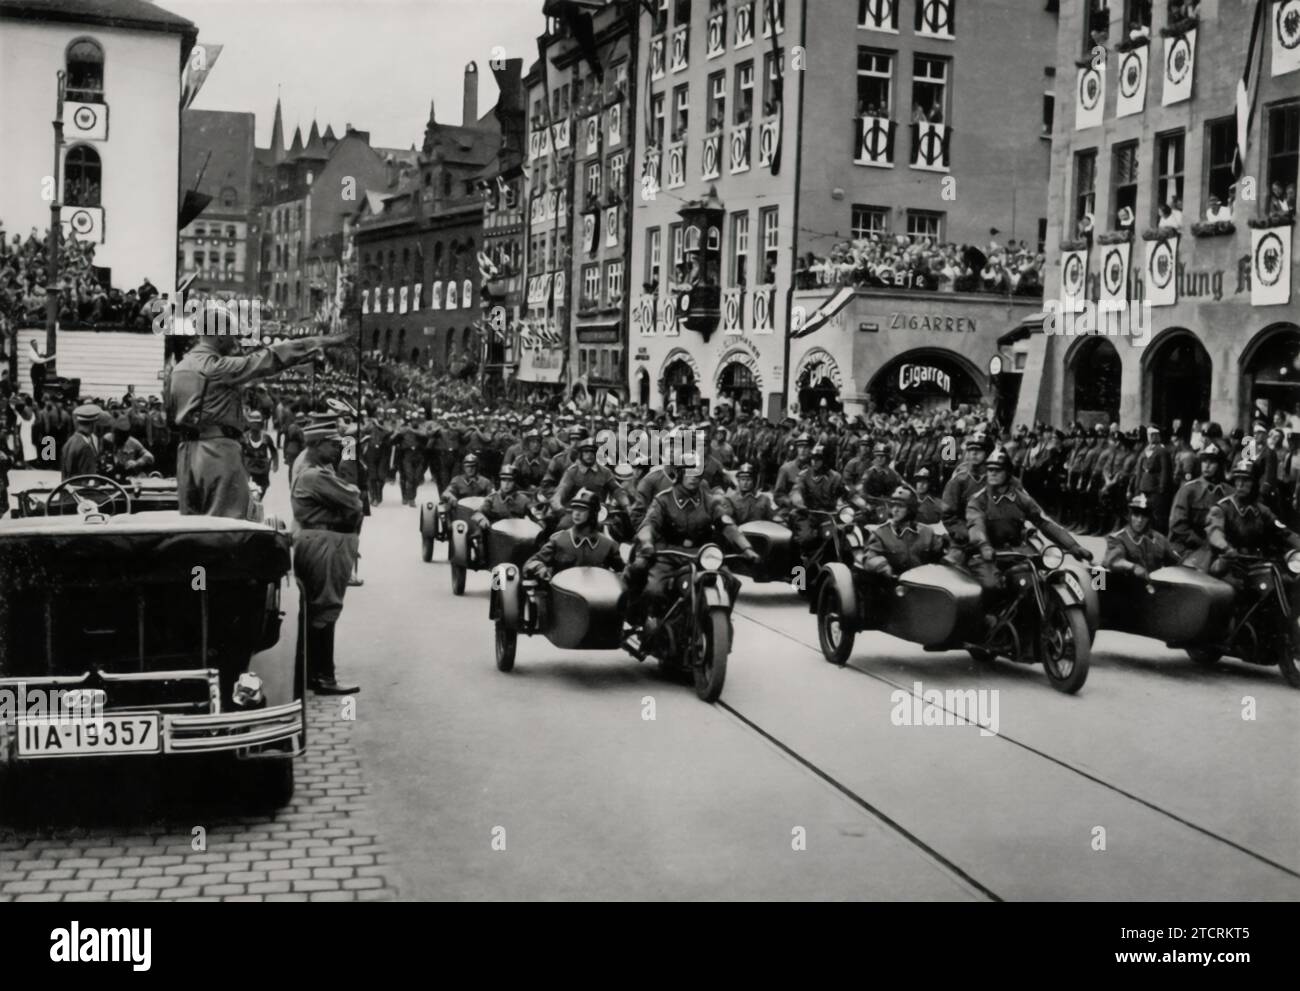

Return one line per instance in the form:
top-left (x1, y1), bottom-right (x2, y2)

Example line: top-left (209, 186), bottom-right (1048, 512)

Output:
top-left (816, 582), bottom-right (855, 665)
top-left (1278, 631), bottom-right (1300, 688)
top-left (1039, 603), bottom-right (1090, 694)
top-left (451, 563), bottom-right (467, 596)
top-left (693, 609), bottom-right (731, 703)
top-left (495, 622), bottom-right (517, 672)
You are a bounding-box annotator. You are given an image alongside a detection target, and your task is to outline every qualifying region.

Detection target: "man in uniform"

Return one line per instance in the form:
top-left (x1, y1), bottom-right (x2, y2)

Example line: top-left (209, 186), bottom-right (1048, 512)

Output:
top-left (861, 487), bottom-right (952, 579)
top-left (773, 433), bottom-right (813, 509)
top-left (472, 463), bottom-right (532, 532)
top-left (723, 462), bottom-right (776, 524)
top-left (441, 452), bottom-right (494, 534)
top-left (431, 414), bottom-right (463, 491)
top-left (166, 325), bottom-right (350, 517)
top-left (1205, 459), bottom-right (1300, 585)
top-left (1130, 425), bottom-right (1173, 532)
top-left (396, 414), bottom-right (427, 506)
top-left (941, 433), bottom-right (989, 546)
top-left (523, 488), bottom-right (626, 581)
top-left (552, 437), bottom-right (616, 511)
top-left (1103, 493), bottom-right (1178, 579)
top-left (61, 404), bottom-right (105, 478)
top-left (791, 444), bottom-right (845, 512)
top-left (291, 419), bottom-right (363, 694)
top-left (913, 466), bottom-right (944, 525)
top-left (241, 411), bottom-right (279, 495)
top-left (965, 447), bottom-right (1093, 600)
top-left (1168, 443), bottom-right (1230, 568)
top-left (860, 442), bottom-right (906, 508)
top-left (510, 429), bottom-right (548, 490)
top-left (841, 437), bottom-right (873, 490)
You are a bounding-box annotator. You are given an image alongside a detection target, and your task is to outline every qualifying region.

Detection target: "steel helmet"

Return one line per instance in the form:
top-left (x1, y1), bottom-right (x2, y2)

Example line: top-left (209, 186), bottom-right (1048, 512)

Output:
top-left (872, 442), bottom-right (889, 457)
top-left (984, 447), bottom-right (1012, 470)
top-left (811, 444), bottom-right (828, 459)
top-left (577, 436), bottom-right (598, 452)
top-left (463, 453), bottom-right (479, 468)
top-left (1127, 492), bottom-right (1152, 512)
top-left (736, 462), bottom-right (756, 478)
top-left (569, 487), bottom-right (600, 513)
top-left (1229, 458), bottom-right (1255, 481)
top-left (887, 485), bottom-right (918, 510)
top-left (499, 463), bottom-right (516, 480)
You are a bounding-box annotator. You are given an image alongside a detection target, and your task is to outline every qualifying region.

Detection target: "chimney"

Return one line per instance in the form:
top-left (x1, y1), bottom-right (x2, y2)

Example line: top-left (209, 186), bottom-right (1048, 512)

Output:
top-left (463, 61), bottom-right (478, 126)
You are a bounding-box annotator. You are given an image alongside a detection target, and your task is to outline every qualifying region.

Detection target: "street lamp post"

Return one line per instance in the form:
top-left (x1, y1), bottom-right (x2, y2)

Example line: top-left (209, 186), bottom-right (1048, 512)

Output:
top-left (45, 70), bottom-right (66, 376)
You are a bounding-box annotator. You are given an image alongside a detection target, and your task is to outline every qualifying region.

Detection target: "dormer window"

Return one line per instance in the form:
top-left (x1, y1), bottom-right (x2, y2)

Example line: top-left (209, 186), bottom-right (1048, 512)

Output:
top-left (66, 38), bottom-right (104, 103)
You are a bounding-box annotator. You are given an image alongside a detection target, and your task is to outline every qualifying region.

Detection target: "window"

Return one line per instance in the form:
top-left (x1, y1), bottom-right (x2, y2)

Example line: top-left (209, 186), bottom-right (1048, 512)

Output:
top-left (605, 260), bottom-right (624, 301)
top-left (857, 49), bottom-right (892, 118)
top-left (858, 0), bottom-right (899, 29)
top-left (1266, 102), bottom-right (1300, 200)
top-left (582, 264), bottom-right (601, 304)
top-left (673, 85), bottom-right (690, 140)
top-left (646, 227), bottom-right (662, 287)
top-left (1083, 0), bottom-right (1109, 57)
top-left (651, 93), bottom-right (666, 147)
top-left (670, 222), bottom-right (684, 281)
top-left (1112, 140), bottom-right (1139, 227)
top-left (1042, 92), bottom-right (1055, 136)
top-left (1123, 0), bottom-right (1152, 36)
top-left (1074, 149), bottom-right (1097, 228)
top-left (851, 205), bottom-right (888, 238)
top-left (707, 72), bottom-right (727, 131)
top-left (65, 38), bottom-right (104, 103)
top-left (63, 145), bottom-right (101, 207)
top-left (912, 56), bottom-right (947, 123)
top-left (730, 211), bottom-right (750, 287)
top-left (1155, 130), bottom-right (1184, 215)
top-left (221, 187), bottom-right (238, 207)
top-left (1037, 218), bottom-right (1048, 253)
top-left (905, 210), bottom-right (942, 241)
top-left (586, 161), bottom-right (601, 202)
top-left (225, 224), bottom-right (237, 240)
top-left (608, 153), bottom-right (626, 197)
top-left (760, 207), bottom-right (778, 283)
top-left (735, 62), bottom-right (755, 124)
top-left (674, 0), bottom-right (691, 26)
top-left (653, 0), bottom-right (668, 34)
top-left (763, 49), bottom-right (782, 114)
top-left (194, 251), bottom-right (205, 271)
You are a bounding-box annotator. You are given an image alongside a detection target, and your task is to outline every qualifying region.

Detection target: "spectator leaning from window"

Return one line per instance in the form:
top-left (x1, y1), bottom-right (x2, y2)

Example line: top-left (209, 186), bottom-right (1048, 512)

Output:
top-left (1205, 195), bottom-right (1232, 222)
top-left (1117, 205), bottom-right (1135, 230)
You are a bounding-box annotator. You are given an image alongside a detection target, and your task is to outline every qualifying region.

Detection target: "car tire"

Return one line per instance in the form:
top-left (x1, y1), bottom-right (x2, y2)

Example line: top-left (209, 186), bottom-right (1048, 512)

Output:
top-left (422, 535), bottom-right (434, 562)
top-left (241, 759), bottom-right (295, 811)
top-left (496, 622), bottom-right (517, 672)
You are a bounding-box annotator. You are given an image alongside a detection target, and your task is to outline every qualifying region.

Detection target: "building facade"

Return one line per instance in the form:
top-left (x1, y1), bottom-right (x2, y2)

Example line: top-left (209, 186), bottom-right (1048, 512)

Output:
top-left (179, 109), bottom-right (259, 299)
top-left (1014, 0), bottom-right (1300, 432)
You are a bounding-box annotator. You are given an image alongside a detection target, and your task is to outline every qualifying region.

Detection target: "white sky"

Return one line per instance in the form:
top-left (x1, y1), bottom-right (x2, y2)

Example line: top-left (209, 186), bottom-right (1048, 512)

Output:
top-left (165, 0), bottom-right (544, 149)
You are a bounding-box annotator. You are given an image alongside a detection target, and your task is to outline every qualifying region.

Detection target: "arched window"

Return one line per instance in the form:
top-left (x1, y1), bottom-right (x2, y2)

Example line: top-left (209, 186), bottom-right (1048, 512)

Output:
top-left (387, 250), bottom-right (396, 280)
top-left (433, 242), bottom-right (444, 275)
top-left (66, 38), bottom-right (104, 103)
top-left (220, 187), bottom-right (238, 208)
top-left (225, 224), bottom-right (236, 240)
top-left (371, 328), bottom-right (380, 349)
top-left (384, 328), bottom-right (393, 353)
top-left (63, 145), bottom-right (102, 206)
top-left (402, 247), bottom-right (410, 275)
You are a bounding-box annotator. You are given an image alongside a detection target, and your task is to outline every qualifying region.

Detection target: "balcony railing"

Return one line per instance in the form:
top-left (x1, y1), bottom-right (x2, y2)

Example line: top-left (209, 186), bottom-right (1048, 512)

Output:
top-left (854, 116), bottom-right (895, 167)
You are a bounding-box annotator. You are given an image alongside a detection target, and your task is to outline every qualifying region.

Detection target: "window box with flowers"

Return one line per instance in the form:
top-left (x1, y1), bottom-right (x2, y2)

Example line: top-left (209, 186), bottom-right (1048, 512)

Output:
top-left (1059, 238), bottom-right (1090, 252)
top-left (1097, 229), bottom-right (1134, 245)
top-left (1160, 15), bottom-right (1199, 38)
top-left (1190, 220), bottom-right (1235, 238)
top-left (1248, 213), bottom-right (1296, 229)
top-left (1140, 228), bottom-right (1177, 242)
top-left (1114, 33), bottom-right (1150, 52)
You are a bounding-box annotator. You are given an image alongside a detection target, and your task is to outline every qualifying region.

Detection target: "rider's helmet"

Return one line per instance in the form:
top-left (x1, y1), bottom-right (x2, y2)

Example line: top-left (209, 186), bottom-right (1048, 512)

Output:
top-left (1127, 492), bottom-right (1152, 512)
top-left (499, 463), bottom-right (516, 482)
top-left (810, 444), bottom-right (828, 460)
top-left (1198, 442), bottom-right (1226, 462)
top-left (964, 432), bottom-right (989, 451)
top-left (1229, 458), bottom-right (1255, 482)
top-left (887, 485), bottom-right (918, 510)
top-left (569, 426), bottom-right (588, 442)
top-left (463, 453), bottom-right (479, 469)
top-left (984, 447), bottom-right (1012, 472)
top-left (794, 432), bottom-right (813, 447)
top-left (914, 466), bottom-right (933, 484)
top-left (613, 462), bottom-right (635, 482)
top-left (569, 487), bottom-right (600, 514)
top-left (736, 462), bottom-right (756, 479)
top-left (872, 442), bottom-right (889, 457)
top-left (576, 436), bottom-right (598, 453)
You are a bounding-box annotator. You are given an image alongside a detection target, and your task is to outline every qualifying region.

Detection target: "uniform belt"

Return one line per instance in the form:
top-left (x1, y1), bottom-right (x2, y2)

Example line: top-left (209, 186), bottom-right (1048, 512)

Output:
top-left (181, 425), bottom-right (242, 441)
top-left (300, 523), bottom-right (355, 534)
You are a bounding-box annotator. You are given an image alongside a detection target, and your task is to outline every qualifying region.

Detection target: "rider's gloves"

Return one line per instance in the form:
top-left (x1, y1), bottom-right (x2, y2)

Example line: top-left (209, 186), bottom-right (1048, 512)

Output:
top-left (743, 548), bottom-right (761, 565)
top-left (1072, 545), bottom-right (1094, 563)
top-left (1131, 564), bottom-right (1148, 580)
top-left (980, 544), bottom-right (995, 563)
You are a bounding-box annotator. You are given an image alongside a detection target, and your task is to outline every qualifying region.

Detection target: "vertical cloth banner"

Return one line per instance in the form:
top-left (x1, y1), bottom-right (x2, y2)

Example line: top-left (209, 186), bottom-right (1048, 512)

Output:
top-left (1145, 236), bottom-right (1178, 307)
top-left (1162, 28), bottom-right (1196, 105)
top-left (1272, 0), bottom-right (1300, 75)
top-left (1059, 248), bottom-right (1089, 313)
top-left (1115, 46), bottom-right (1148, 117)
top-left (1099, 241), bottom-right (1130, 305)
top-left (1075, 65), bottom-right (1105, 130)
top-left (1251, 225), bottom-right (1292, 306)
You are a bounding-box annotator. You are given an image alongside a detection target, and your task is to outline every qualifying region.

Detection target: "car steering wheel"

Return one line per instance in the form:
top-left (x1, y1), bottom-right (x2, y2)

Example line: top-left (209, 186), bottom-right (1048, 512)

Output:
top-left (43, 474), bottom-right (134, 517)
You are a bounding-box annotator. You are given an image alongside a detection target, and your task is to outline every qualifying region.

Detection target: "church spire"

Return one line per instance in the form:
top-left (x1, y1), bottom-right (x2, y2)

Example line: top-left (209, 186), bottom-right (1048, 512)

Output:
top-left (270, 90), bottom-right (285, 164)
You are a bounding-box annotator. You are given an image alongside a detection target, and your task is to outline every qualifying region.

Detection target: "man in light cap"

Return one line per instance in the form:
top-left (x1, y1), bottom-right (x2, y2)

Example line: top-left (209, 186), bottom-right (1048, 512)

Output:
top-left (290, 417), bottom-right (363, 694)
top-left (166, 323), bottom-right (351, 518)
top-left (61, 404), bottom-right (105, 478)
top-left (241, 411), bottom-right (279, 496)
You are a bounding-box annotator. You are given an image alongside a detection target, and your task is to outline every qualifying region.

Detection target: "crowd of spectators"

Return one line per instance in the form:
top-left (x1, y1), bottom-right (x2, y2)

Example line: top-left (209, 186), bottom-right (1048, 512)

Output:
top-left (795, 233), bottom-right (1044, 296)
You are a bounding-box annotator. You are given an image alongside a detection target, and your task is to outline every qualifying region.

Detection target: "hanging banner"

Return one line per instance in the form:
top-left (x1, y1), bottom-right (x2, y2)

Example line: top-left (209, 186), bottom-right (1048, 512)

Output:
top-left (1075, 65), bottom-right (1104, 130)
top-left (758, 116), bottom-right (780, 169)
top-left (582, 212), bottom-right (597, 253)
top-left (552, 116), bottom-right (571, 151)
top-left (723, 289), bottom-right (742, 334)
top-left (910, 121), bottom-right (950, 172)
top-left (65, 101), bottom-right (109, 141)
top-left (659, 295), bottom-right (679, 335)
top-left (1115, 46), bottom-right (1148, 117)
top-left (553, 271), bottom-right (566, 308)
top-left (1251, 225), bottom-right (1292, 306)
top-left (1060, 248), bottom-right (1089, 313)
top-left (1145, 236), bottom-right (1178, 307)
top-left (752, 286), bottom-right (774, 333)
top-left (1161, 28), bottom-right (1196, 105)
top-left (637, 294), bottom-right (657, 335)
top-left (1099, 242), bottom-right (1131, 331)
top-left (702, 134), bottom-right (721, 180)
top-left (462, 279), bottom-right (473, 308)
top-left (399, 285), bottom-right (408, 314)
top-left (585, 115), bottom-right (600, 156)
top-left (446, 281), bottom-right (458, 309)
top-left (1274, 0), bottom-right (1300, 75)
top-left (430, 280), bottom-right (442, 310)
top-left (608, 105), bottom-right (622, 148)
top-left (387, 287), bottom-right (395, 313)
top-left (604, 206), bottom-right (619, 247)
top-left (361, 289), bottom-right (370, 315)
top-left (860, 0), bottom-right (899, 32)
top-left (412, 282), bottom-right (422, 312)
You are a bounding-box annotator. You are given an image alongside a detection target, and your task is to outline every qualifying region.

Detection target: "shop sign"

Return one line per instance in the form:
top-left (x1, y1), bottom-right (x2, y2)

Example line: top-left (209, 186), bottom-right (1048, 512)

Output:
top-left (888, 312), bottom-right (977, 333)
top-left (898, 363), bottom-right (951, 393)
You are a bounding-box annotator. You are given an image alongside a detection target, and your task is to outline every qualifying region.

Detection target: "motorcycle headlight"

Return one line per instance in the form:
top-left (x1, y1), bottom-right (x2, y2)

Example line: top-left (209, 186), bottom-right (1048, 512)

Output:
top-left (846, 529), bottom-right (862, 548)
top-left (1287, 551), bottom-right (1300, 575)
top-left (1040, 545), bottom-right (1065, 570)
top-left (699, 544), bottom-right (725, 572)
top-left (838, 506), bottom-right (856, 525)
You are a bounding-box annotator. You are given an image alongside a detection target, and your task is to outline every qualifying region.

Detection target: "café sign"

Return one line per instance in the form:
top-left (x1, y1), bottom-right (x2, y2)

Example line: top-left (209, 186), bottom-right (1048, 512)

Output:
top-left (899, 363), bottom-right (951, 393)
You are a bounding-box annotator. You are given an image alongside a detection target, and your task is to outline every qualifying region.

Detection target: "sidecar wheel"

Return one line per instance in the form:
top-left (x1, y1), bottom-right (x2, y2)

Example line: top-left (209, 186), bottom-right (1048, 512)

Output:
top-left (495, 623), bottom-right (517, 672)
top-left (968, 648), bottom-right (995, 665)
top-left (1040, 604), bottom-right (1090, 694)
top-left (693, 610), bottom-right (730, 703)
top-left (816, 582), bottom-right (855, 666)
top-left (421, 535), bottom-right (434, 562)
top-left (1186, 647), bottom-right (1223, 668)
top-left (450, 564), bottom-right (467, 596)
top-left (1277, 640), bottom-right (1300, 688)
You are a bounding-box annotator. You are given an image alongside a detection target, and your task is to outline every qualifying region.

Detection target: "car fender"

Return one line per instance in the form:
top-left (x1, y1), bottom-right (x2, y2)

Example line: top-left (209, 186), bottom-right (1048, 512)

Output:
top-left (450, 520), bottom-right (470, 568)
top-left (817, 562), bottom-right (858, 626)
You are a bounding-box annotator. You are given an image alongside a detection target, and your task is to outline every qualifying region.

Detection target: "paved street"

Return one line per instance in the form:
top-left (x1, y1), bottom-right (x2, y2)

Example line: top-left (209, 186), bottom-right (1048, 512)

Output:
top-left (4, 466), bottom-right (1300, 900)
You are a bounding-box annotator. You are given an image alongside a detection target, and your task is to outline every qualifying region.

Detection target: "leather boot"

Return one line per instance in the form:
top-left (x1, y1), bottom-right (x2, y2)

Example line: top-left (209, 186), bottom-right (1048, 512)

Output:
top-left (309, 623), bottom-right (359, 694)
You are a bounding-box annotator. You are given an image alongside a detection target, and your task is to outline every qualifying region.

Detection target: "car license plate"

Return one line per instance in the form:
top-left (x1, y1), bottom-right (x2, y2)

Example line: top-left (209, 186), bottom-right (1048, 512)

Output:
top-left (16, 715), bottom-right (161, 759)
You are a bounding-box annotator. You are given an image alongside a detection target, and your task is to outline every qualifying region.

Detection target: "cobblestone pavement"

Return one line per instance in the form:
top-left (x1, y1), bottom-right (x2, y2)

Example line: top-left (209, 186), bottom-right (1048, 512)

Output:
top-left (0, 697), bottom-right (398, 902)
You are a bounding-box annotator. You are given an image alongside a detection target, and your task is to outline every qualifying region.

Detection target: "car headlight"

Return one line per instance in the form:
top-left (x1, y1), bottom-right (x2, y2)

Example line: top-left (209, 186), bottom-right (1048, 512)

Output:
top-left (1286, 550), bottom-right (1300, 575)
top-left (699, 544), bottom-right (724, 571)
top-left (1040, 545), bottom-right (1065, 570)
top-left (838, 506), bottom-right (856, 525)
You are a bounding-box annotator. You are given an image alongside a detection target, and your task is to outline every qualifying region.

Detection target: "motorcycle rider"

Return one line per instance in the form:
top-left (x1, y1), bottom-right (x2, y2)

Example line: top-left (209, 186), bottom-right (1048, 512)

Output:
top-left (965, 447), bottom-right (1093, 600)
top-left (510, 429), bottom-right (548, 490)
top-left (627, 451), bottom-right (760, 624)
top-left (1205, 458), bottom-right (1300, 585)
top-left (1103, 493), bottom-right (1179, 579)
top-left (441, 451), bottom-right (494, 539)
top-left (523, 488), bottom-right (625, 581)
top-left (913, 467), bottom-right (943, 525)
top-left (1169, 442), bottom-right (1230, 569)
top-left (552, 436), bottom-right (616, 512)
top-left (723, 462), bottom-right (776, 524)
top-left (841, 436), bottom-right (873, 489)
top-left (860, 443), bottom-right (906, 501)
top-left (471, 463), bottom-right (532, 532)
top-left (942, 433), bottom-right (990, 546)
top-left (861, 487), bottom-right (953, 580)
top-left (773, 433), bottom-right (813, 509)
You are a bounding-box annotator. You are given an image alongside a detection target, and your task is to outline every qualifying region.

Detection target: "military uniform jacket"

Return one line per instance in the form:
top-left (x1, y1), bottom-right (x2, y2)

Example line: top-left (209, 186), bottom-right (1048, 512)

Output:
top-left (166, 338), bottom-right (319, 433)
top-left (1131, 444), bottom-right (1173, 495)
top-left (444, 474), bottom-right (494, 501)
top-left (61, 432), bottom-right (100, 478)
top-left (480, 490), bottom-right (532, 522)
top-left (1206, 496), bottom-right (1300, 555)
top-left (966, 484), bottom-right (1077, 553)
top-left (773, 458), bottom-right (807, 505)
top-left (1103, 527), bottom-right (1178, 575)
top-left (511, 453), bottom-right (548, 489)
top-left (1169, 477), bottom-right (1231, 553)
top-left (915, 494), bottom-right (943, 525)
top-left (941, 466), bottom-right (986, 542)
top-left (863, 520), bottom-right (947, 576)
top-left (796, 468), bottom-right (844, 511)
top-left (639, 487), bottom-right (748, 551)
top-left (242, 433), bottom-right (277, 475)
top-left (527, 527), bottom-right (625, 574)
top-left (555, 463), bottom-right (616, 506)
top-left (725, 489), bottom-right (776, 524)
top-left (861, 464), bottom-right (905, 499)
top-left (842, 455), bottom-right (871, 489)
top-left (634, 465), bottom-right (675, 510)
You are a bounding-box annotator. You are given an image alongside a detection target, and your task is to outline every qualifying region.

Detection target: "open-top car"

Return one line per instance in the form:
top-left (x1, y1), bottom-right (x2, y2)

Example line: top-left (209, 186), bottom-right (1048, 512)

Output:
top-left (12, 473), bottom-right (180, 518)
top-left (0, 496), bottom-right (302, 808)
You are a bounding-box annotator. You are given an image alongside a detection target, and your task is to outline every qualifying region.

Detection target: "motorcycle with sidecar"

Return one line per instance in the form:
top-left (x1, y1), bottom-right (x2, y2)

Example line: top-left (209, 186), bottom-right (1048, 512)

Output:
top-left (446, 496), bottom-right (543, 596)
top-left (489, 544), bottom-right (739, 703)
top-left (815, 538), bottom-right (1093, 694)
